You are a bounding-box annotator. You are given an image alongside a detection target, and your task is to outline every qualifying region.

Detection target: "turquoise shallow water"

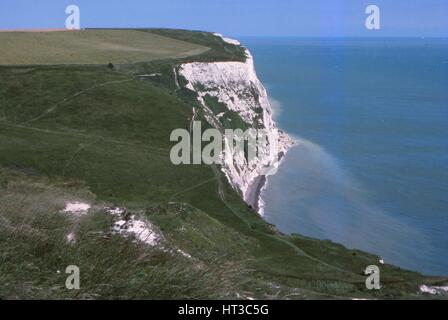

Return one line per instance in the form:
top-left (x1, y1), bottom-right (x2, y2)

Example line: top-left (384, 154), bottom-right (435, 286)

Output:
top-left (241, 37), bottom-right (448, 275)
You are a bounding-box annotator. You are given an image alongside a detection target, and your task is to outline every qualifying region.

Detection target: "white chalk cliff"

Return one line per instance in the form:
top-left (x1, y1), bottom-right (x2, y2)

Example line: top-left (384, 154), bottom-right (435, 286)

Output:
top-left (178, 34), bottom-right (293, 213)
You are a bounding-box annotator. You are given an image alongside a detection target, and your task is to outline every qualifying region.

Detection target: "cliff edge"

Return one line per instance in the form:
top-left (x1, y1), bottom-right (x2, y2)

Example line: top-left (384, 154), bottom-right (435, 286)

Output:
top-left (179, 34), bottom-right (294, 213)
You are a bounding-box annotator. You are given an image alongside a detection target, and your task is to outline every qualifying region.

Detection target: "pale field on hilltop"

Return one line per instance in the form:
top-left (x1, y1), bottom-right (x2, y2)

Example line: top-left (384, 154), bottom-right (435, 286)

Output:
top-left (0, 29), bottom-right (209, 65)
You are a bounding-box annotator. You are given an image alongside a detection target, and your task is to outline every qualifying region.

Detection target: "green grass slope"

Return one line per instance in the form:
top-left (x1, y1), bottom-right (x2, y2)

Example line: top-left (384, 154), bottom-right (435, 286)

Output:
top-left (0, 29), bottom-right (446, 299)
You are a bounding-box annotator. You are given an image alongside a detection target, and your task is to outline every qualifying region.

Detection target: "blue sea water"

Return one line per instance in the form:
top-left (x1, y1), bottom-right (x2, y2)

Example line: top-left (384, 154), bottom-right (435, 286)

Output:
top-left (241, 37), bottom-right (448, 275)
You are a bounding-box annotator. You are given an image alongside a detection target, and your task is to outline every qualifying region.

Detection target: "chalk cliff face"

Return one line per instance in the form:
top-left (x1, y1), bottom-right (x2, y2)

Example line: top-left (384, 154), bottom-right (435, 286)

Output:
top-left (178, 35), bottom-right (293, 213)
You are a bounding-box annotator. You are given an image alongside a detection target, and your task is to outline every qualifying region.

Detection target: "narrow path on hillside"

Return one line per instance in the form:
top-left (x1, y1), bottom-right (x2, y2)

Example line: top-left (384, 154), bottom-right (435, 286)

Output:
top-left (62, 136), bottom-right (103, 178)
top-left (211, 164), bottom-right (226, 202)
top-left (0, 122), bottom-right (169, 155)
top-left (22, 78), bottom-right (134, 125)
top-left (173, 66), bottom-right (180, 90)
top-left (189, 107), bottom-right (198, 134)
top-left (209, 163), bottom-right (361, 277)
top-left (168, 177), bottom-right (217, 202)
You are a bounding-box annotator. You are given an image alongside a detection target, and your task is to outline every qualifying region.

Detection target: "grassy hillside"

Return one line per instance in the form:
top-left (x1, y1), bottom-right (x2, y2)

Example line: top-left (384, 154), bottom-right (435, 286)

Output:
top-left (0, 29), bottom-right (209, 65)
top-left (0, 29), bottom-right (445, 299)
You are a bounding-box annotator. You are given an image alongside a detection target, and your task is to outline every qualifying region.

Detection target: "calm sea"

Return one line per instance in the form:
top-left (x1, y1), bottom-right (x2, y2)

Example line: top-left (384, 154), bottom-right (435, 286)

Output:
top-left (241, 37), bottom-right (448, 275)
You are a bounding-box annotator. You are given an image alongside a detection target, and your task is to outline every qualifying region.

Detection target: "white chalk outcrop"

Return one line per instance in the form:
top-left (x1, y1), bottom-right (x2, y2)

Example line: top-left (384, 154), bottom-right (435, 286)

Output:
top-left (178, 34), bottom-right (293, 213)
top-left (61, 201), bottom-right (91, 216)
top-left (419, 284), bottom-right (448, 295)
top-left (106, 207), bottom-right (162, 246)
top-left (212, 33), bottom-right (241, 46)
top-left (105, 206), bottom-right (193, 258)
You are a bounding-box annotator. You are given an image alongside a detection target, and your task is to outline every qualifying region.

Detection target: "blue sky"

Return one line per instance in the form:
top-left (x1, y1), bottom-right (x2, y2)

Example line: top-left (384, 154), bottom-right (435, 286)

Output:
top-left (0, 0), bottom-right (447, 37)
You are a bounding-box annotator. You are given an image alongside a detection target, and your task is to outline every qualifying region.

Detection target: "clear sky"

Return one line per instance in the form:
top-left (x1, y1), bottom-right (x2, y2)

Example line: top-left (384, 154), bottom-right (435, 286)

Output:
top-left (0, 0), bottom-right (447, 37)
